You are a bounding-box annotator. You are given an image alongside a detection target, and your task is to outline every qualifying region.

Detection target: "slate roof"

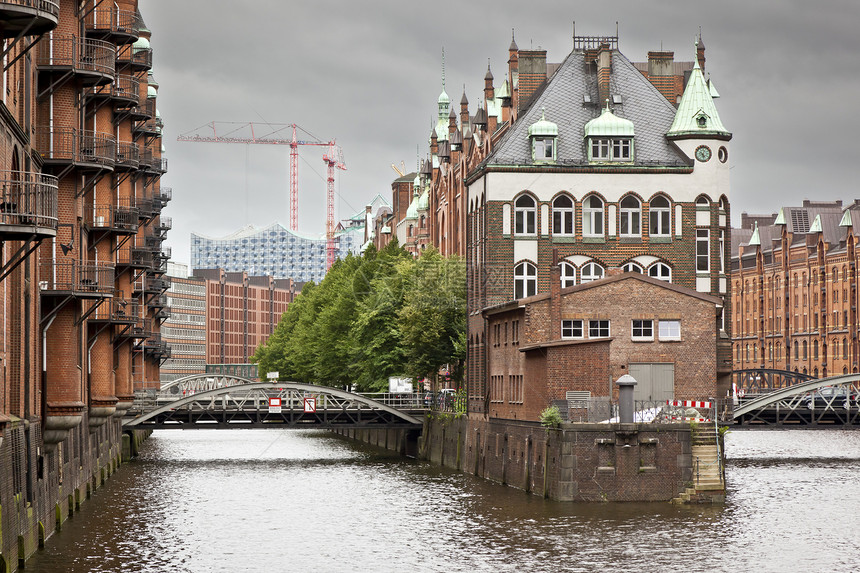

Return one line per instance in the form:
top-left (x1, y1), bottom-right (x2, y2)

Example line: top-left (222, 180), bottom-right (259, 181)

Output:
top-left (483, 50), bottom-right (689, 167)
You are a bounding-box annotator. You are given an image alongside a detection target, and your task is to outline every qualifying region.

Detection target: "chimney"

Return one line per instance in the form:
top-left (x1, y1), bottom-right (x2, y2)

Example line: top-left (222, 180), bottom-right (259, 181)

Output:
top-left (484, 62), bottom-right (494, 102)
top-left (517, 48), bottom-right (547, 114)
top-left (597, 42), bottom-right (612, 109)
top-left (646, 51), bottom-right (676, 102)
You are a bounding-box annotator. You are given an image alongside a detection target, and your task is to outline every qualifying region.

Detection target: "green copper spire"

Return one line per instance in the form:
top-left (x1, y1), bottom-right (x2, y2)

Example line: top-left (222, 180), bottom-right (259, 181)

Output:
top-left (774, 208), bottom-right (787, 226)
top-left (749, 222), bottom-right (761, 247)
top-left (840, 209), bottom-right (853, 227)
top-left (666, 40), bottom-right (730, 138)
top-left (808, 214), bottom-right (822, 234)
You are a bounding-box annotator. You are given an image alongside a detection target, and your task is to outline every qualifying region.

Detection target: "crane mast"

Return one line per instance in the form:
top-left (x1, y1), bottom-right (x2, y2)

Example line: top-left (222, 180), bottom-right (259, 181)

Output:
top-left (177, 122), bottom-right (346, 269)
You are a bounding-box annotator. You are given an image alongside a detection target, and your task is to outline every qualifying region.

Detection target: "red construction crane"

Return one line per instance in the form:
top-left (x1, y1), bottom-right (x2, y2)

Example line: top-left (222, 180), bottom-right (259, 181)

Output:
top-left (176, 121), bottom-right (346, 269)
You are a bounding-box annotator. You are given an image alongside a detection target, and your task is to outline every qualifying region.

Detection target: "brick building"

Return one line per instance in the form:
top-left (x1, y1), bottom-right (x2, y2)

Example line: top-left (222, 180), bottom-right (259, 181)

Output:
top-left (160, 262), bottom-right (206, 383)
top-left (0, 1), bottom-right (170, 564)
top-left (461, 32), bottom-right (732, 417)
top-left (192, 268), bottom-right (296, 366)
top-left (732, 200), bottom-right (860, 377)
top-left (485, 271), bottom-right (722, 420)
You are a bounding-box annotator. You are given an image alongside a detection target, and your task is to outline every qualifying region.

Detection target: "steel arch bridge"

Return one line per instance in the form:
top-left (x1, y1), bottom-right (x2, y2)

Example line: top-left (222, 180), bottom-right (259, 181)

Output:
top-left (733, 369), bottom-right (814, 394)
top-left (124, 381), bottom-right (424, 430)
top-left (157, 373), bottom-right (256, 395)
top-left (733, 373), bottom-right (860, 425)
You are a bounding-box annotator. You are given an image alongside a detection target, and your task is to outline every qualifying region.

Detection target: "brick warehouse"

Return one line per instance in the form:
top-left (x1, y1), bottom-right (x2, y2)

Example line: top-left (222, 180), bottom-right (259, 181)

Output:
top-left (464, 32), bottom-right (733, 416)
top-left (732, 200), bottom-right (860, 378)
top-left (0, 2), bottom-right (170, 568)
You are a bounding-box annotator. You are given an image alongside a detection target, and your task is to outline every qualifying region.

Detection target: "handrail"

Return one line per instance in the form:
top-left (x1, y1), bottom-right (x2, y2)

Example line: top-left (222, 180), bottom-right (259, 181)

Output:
top-left (36, 34), bottom-right (115, 76)
top-left (85, 7), bottom-right (140, 38)
top-left (0, 171), bottom-right (58, 230)
top-left (0, 0), bottom-right (60, 17)
top-left (38, 261), bottom-right (115, 294)
top-left (35, 127), bottom-right (116, 167)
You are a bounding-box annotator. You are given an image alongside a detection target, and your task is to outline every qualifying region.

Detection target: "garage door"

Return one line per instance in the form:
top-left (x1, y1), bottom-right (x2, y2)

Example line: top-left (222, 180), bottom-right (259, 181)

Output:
top-left (628, 363), bottom-right (675, 402)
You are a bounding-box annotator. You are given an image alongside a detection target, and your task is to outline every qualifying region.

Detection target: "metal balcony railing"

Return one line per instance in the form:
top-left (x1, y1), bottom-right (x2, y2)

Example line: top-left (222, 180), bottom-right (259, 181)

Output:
top-left (0, 1), bottom-right (60, 38)
top-left (155, 216), bottom-right (172, 234)
top-left (85, 7), bottom-right (140, 41)
top-left (132, 118), bottom-right (159, 136)
top-left (144, 276), bottom-right (171, 294)
top-left (88, 296), bottom-right (139, 324)
top-left (85, 201), bottom-right (139, 234)
top-left (138, 148), bottom-right (155, 171)
top-left (117, 243), bottom-right (154, 269)
top-left (115, 141), bottom-right (140, 170)
top-left (36, 34), bottom-right (115, 80)
top-left (116, 42), bottom-right (152, 70)
top-left (0, 171), bottom-right (58, 234)
top-left (134, 195), bottom-right (153, 219)
top-left (148, 294), bottom-right (167, 309)
top-left (155, 306), bottom-right (171, 321)
top-left (131, 99), bottom-right (155, 121)
top-left (158, 158), bottom-right (168, 174)
top-left (158, 187), bottom-right (173, 203)
top-left (36, 127), bottom-right (116, 169)
top-left (39, 261), bottom-right (115, 296)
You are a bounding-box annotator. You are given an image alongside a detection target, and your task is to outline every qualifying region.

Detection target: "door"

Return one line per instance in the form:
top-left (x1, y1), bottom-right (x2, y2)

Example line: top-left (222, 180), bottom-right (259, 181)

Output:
top-left (628, 363), bottom-right (675, 403)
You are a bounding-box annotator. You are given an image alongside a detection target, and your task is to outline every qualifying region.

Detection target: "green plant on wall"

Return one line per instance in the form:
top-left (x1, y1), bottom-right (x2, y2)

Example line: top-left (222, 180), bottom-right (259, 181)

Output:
top-left (540, 405), bottom-right (563, 429)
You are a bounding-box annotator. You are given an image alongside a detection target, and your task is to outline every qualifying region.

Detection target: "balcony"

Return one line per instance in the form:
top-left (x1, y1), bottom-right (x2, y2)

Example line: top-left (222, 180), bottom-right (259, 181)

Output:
top-left (116, 42), bottom-right (152, 71)
top-left (116, 243), bottom-right (153, 270)
top-left (0, 171), bottom-right (58, 239)
top-left (39, 261), bottom-right (115, 298)
top-left (138, 148), bottom-right (155, 171)
top-left (143, 275), bottom-right (171, 294)
top-left (148, 294), bottom-right (167, 309)
top-left (84, 200), bottom-right (139, 235)
top-left (91, 73), bottom-right (140, 106)
top-left (85, 7), bottom-right (140, 44)
top-left (36, 34), bottom-right (114, 86)
top-left (132, 118), bottom-right (159, 137)
top-left (155, 306), bottom-right (171, 321)
top-left (87, 296), bottom-right (139, 324)
top-left (115, 141), bottom-right (140, 171)
top-left (154, 216), bottom-right (172, 235)
top-left (36, 127), bottom-right (116, 170)
top-left (0, 1), bottom-right (59, 38)
top-left (157, 187), bottom-right (173, 204)
top-left (129, 99), bottom-right (155, 121)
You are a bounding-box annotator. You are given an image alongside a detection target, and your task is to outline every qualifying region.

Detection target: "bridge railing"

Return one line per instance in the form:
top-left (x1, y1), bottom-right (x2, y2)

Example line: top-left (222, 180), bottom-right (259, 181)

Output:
top-left (556, 398), bottom-right (730, 424)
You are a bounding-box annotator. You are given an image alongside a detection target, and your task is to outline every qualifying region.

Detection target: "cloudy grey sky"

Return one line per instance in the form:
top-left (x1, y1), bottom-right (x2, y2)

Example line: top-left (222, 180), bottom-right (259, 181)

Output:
top-left (144, 0), bottom-right (860, 266)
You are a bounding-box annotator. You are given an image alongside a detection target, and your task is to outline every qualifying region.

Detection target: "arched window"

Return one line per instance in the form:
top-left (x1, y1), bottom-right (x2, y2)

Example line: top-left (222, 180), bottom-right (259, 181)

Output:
top-left (514, 262), bottom-right (537, 299)
top-left (746, 344), bottom-right (750, 361)
top-left (696, 196), bottom-right (710, 207)
top-left (813, 340), bottom-right (819, 360)
top-left (582, 195), bottom-right (604, 237)
top-left (843, 338), bottom-right (849, 360)
top-left (802, 340), bottom-right (808, 360)
top-left (622, 262), bottom-right (643, 273)
top-left (794, 340), bottom-right (799, 360)
top-left (649, 195), bottom-right (671, 236)
top-left (648, 262), bottom-right (672, 282)
top-left (581, 262), bottom-right (604, 283)
top-left (514, 195), bottom-right (536, 235)
top-left (408, 225), bottom-right (413, 237)
top-left (552, 194), bottom-right (574, 235)
top-left (560, 262), bottom-right (576, 288)
top-left (619, 195), bottom-right (641, 237)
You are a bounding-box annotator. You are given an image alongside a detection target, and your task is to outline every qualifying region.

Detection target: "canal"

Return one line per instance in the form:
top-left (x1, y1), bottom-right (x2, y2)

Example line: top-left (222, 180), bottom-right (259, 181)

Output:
top-left (27, 428), bottom-right (860, 572)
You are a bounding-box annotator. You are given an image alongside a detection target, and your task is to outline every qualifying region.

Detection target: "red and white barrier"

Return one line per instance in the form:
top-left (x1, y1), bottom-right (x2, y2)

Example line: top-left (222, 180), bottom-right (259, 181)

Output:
top-left (667, 400), bottom-right (712, 409)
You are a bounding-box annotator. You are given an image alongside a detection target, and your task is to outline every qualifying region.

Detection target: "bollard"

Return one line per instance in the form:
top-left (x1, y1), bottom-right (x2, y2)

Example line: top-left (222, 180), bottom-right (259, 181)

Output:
top-left (615, 374), bottom-right (637, 423)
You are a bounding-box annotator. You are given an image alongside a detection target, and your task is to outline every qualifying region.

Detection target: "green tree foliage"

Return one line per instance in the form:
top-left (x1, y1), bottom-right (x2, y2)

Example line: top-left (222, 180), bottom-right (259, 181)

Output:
top-left (252, 241), bottom-right (466, 392)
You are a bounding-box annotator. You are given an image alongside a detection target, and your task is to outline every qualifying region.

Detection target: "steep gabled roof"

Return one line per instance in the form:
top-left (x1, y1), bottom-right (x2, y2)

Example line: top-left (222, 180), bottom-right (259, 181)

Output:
top-left (482, 50), bottom-right (688, 167)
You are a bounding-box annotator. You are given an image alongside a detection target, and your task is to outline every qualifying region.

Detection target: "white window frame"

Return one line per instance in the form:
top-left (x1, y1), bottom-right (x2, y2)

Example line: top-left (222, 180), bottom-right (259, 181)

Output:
top-left (582, 196), bottom-right (604, 237)
top-left (589, 319), bottom-right (610, 338)
top-left (719, 229), bottom-right (725, 273)
top-left (659, 320), bottom-right (681, 341)
top-left (561, 319), bottom-right (584, 339)
top-left (591, 138), bottom-right (610, 160)
top-left (649, 196), bottom-right (671, 236)
top-left (560, 262), bottom-right (576, 288)
top-left (514, 261), bottom-right (537, 299)
top-left (514, 195), bottom-right (537, 235)
top-left (648, 262), bottom-right (672, 282)
top-left (552, 194), bottom-right (574, 235)
top-left (619, 195), bottom-right (641, 237)
top-left (622, 262), bottom-right (643, 273)
top-left (581, 262), bottom-right (604, 283)
top-left (612, 138), bottom-right (631, 160)
top-left (632, 319), bottom-right (654, 341)
top-left (533, 137), bottom-right (554, 161)
top-left (696, 229), bottom-right (710, 272)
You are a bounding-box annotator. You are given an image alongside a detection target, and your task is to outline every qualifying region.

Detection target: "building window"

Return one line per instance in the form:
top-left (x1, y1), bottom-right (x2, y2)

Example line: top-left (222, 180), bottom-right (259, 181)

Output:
top-left (560, 262), bottom-right (576, 288)
top-left (514, 194), bottom-right (537, 235)
top-left (648, 262), bottom-right (672, 282)
top-left (552, 194), bottom-right (574, 235)
top-left (514, 262), bottom-right (537, 299)
top-left (581, 262), bottom-right (604, 283)
top-left (591, 138), bottom-right (610, 160)
top-left (620, 195), bottom-right (641, 237)
top-left (622, 262), bottom-right (643, 273)
top-left (659, 320), bottom-right (681, 340)
top-left (533, 138), bottom-right (554, 161)
top-left (561, 319), bottom-right (583, 339)
top-left (589, 319), bottom-right (610, 338)
top-left (632, 319), bottom-right (654, 340)
top-left (719, 229), bottom-right (725, 273)
top-left (696, 229), bottom-right (710, 272)
top-left (649, 196), bottom-right (671, 236)
top-left (582, 195), bottom-right (604, 236)
top-left (590, 138), bottom-right (631, 161)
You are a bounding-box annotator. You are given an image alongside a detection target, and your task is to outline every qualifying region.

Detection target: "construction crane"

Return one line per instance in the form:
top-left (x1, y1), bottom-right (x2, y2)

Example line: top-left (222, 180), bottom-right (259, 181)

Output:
top-left (176, 121), bottom-right (346, 269)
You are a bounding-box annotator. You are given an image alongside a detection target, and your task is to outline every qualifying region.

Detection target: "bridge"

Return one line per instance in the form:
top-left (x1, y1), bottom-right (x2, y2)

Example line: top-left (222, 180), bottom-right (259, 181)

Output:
top-left (732, 371), bottom-right (860, 426)
top-left (125, 376), bottom-right (425, 430)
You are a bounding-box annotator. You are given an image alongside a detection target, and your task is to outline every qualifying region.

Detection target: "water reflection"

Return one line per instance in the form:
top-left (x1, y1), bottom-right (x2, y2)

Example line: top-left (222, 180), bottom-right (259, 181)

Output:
top-left (28, 429), bottom-right (860, 572)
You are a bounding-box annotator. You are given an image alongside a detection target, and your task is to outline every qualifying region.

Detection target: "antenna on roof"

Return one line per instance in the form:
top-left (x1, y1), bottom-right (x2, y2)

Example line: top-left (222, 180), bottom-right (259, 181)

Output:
top-left (616, 21), bottom-right (619, 48)
top-left (441, 46), bottom-right (446, 91)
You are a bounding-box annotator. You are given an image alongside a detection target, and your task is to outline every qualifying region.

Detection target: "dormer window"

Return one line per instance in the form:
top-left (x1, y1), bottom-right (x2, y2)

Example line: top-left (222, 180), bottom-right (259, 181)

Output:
top-left (528, 109), bottom-right (558, 164)
top-left (583, 101), bottom-right (635, 164)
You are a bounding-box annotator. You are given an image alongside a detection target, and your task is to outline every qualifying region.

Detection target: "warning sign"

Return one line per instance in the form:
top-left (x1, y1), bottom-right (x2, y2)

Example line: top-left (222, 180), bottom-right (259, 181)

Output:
top-left (303, 397), bottom-right (316, 413)
top-left (269, 397), bottom-right (282, 413)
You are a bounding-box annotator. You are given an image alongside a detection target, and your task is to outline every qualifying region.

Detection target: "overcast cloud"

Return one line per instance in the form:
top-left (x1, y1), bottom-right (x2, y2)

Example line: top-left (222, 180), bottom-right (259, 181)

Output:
top-left (143, 0), bottom-right (860, 266)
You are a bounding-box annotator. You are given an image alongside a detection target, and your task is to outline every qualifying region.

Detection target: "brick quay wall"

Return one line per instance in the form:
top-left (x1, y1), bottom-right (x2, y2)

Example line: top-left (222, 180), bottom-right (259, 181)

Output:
top-left (336, 416), bottom-right (700, 502)
top-left (0, 419), bottom-right (150, 571)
